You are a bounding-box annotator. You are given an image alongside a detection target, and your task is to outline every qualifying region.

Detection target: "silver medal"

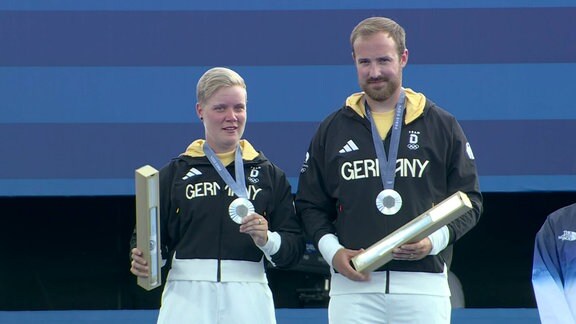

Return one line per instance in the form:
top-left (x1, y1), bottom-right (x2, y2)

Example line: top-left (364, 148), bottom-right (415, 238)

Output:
top-left (376, 189), bottom-right (402, 215)
top-left (228, 197), bottom-right (255, 224)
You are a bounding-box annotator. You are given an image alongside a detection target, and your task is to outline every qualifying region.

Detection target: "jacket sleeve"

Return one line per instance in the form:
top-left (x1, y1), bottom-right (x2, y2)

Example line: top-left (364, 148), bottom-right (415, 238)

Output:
top-left (158, 161), bottom-right (177, 263)
top-left (445, 119), bottom-right (483, 244)
top-left (532, 215), bottom-right (575, 324)
top-left (267, 166), bottom-right (306, 268)
top-left (295, 127), bottom-right (338, 249)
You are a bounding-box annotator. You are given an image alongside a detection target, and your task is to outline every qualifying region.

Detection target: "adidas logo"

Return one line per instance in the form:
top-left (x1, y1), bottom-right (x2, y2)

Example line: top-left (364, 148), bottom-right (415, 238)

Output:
top-left (339, 140), bottom-right (359, 153)
top-left (182, 167), bottom-right (202, 180)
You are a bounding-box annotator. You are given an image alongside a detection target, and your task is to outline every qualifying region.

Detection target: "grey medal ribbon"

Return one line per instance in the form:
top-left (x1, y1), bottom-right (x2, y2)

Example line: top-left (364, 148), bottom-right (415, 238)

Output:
top-left (364, 89), bottom-right (406, 215)
top-left (203, 143), bottom-right (254, 223)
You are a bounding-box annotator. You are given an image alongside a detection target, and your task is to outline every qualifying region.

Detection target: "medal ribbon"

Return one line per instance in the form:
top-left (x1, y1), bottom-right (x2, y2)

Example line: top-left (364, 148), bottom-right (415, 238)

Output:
top-left (203, 144), bottom-right (248, 199)
top-left (364, 89), bottom-right (406, 190)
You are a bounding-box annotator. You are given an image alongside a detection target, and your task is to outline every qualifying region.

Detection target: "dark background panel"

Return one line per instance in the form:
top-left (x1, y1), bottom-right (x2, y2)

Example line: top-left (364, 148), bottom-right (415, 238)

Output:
top-left (448, 192), bottom-right (569, 308)
top-left (1, 192), bottom-right (574, 310)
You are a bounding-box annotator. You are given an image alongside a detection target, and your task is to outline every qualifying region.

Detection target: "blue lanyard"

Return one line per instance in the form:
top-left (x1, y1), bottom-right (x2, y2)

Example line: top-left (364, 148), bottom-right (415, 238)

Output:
top-left (364, 90), bottom-right (406, 190)
top-left (203, 144), bottom-right (247, 199)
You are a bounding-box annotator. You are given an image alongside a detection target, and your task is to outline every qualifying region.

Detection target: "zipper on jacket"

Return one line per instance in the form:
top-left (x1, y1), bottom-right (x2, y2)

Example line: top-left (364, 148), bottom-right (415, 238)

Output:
top-left (217, 205), bottom-right (224, 283)
top-left (385, 270), bottom-right (390, 294)
top-left (217, 259), bottom-right (221, 282)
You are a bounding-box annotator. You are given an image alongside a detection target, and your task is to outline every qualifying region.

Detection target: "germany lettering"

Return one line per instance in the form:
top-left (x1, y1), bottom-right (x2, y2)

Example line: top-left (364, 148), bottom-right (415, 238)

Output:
top-left (340, 158), bottom-right (429, 180)
top-left (185, 182), bottom-right (262, 200)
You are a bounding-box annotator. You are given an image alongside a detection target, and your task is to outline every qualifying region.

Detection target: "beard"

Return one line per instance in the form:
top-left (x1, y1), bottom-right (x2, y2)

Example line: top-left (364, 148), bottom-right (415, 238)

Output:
top-left (361, 76), bottom-right (400, 102)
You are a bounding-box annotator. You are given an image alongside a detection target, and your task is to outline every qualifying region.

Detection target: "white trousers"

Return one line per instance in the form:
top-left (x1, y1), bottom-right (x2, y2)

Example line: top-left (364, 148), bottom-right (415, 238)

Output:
top-left (157, 280), bottom-right (276, 324)
top-left (329, 293), bottom-right (451, 324)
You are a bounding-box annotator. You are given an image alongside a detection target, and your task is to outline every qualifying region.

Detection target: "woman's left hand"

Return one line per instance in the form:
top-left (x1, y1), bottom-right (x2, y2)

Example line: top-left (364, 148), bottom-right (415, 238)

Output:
top-left (239, 213), bottom-right (268, 247)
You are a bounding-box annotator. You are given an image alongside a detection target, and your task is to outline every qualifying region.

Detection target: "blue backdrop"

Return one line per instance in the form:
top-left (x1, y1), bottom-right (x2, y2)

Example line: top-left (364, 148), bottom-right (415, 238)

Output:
top-left (1, 1), bottom-right (575, 195)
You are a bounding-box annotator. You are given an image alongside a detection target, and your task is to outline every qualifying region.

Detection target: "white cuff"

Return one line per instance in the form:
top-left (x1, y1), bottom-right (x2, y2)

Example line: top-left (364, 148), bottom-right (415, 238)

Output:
top-left (258, 230), bottom-right (281, 266)
top-left (318, 234), bottom-right (343, 268)
top-left (428, 225), bottom-right (449, 255)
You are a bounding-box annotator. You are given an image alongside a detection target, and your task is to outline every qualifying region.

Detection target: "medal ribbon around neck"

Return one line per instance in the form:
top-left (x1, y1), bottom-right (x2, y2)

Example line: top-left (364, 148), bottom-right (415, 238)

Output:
top-left (364, 89), bottom-right (406, 215)
top-left (203, 143), bottom-right (254, 223)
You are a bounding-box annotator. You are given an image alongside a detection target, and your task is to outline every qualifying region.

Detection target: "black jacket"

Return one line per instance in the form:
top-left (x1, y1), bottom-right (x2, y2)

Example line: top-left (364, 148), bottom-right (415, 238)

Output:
top-left (296, 90), bottom-right (483, 274)
top-left (132, 140), bottom-right (305, 271)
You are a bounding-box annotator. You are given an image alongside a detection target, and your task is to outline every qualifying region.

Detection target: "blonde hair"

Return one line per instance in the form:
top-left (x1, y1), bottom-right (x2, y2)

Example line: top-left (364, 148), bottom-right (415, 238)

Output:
top-left (196, 67), bottom-right (246, 105)
top-left (350, 17), bottom-right (406, 57)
